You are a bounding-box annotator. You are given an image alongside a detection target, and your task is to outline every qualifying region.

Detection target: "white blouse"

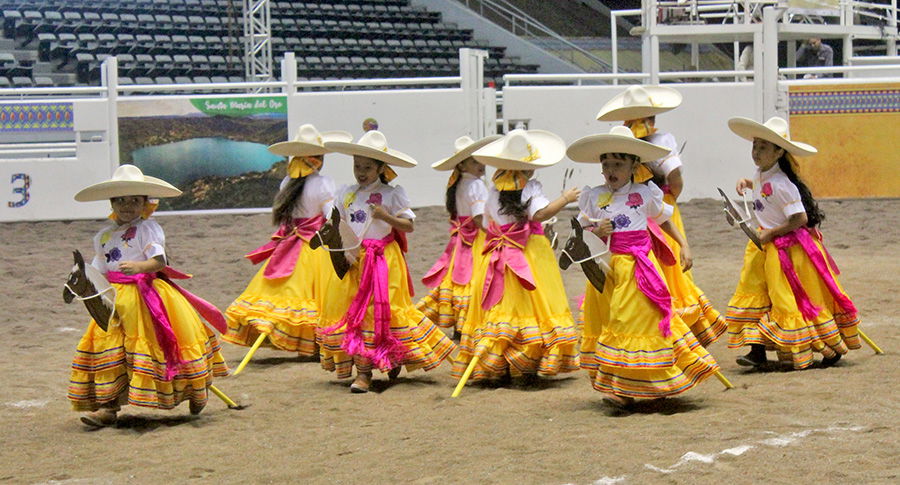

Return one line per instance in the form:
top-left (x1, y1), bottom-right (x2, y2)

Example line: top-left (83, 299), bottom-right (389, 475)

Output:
top-left (455, 172), bottom-right (488, 218)
top-left (336, 181), bottom-right (416, 239)
top-left (485, 178), bottom-right (550, 226)
top-left (577, 181), bottom-right (673, 232)
top-left (278, 172), bottom-right (336, 219)
top-left (90, 218), bottom-right (166, 274)
top-left (751, 164), bottom-right (806, 230)
top-left (643, 132), bottom-right (683, 178)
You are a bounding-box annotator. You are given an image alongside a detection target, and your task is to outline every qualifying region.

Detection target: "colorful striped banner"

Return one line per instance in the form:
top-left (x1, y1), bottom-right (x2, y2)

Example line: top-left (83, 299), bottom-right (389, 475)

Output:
top-left (0, 103), bottom-right (74, 131)
top-left (790, 87), bottom-right (900, 115)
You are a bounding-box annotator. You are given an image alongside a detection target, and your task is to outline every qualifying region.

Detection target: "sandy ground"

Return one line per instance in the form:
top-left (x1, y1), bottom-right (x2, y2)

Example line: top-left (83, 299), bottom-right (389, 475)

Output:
top-left (1, 198), bottom-right (898, 484)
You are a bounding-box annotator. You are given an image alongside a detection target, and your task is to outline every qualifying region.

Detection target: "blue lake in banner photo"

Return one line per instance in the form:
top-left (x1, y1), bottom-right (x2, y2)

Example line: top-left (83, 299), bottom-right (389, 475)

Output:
top-left (132, 137), bottom-right (284, 187)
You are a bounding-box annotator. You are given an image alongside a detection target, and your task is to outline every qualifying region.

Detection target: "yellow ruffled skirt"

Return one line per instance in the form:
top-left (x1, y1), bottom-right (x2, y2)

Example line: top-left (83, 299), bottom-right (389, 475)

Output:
top-left (452, 235), bottom-right (580, 381)
top-left (318, 241), bottom-right (456, 379)
top-left (659, 194), bottom-right (726, 347)
top-left (69, 280), bottom-right (228, 412)
top-left (580, 252), bottom-right (720, 398)
top-left (726, 239), bottom-right (860, 369)
top-left (223, 242), bottom-right (333, 355)
top-left (416, 230), bottom-right (487, 332)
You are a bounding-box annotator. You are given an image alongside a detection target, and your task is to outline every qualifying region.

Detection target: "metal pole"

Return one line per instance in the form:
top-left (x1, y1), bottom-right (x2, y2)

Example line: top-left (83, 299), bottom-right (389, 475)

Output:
top-left (101, 56), bottom-right (119, 170)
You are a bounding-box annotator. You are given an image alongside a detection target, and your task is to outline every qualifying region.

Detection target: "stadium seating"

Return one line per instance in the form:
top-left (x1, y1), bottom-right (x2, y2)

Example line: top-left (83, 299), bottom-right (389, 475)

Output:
top-left (0, 0), bottom-right (540, 87)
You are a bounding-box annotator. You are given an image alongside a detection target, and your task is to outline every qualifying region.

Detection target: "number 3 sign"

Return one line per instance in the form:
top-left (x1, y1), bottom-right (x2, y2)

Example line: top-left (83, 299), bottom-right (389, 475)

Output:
top-left (8, 173), bottom-right (30, 208)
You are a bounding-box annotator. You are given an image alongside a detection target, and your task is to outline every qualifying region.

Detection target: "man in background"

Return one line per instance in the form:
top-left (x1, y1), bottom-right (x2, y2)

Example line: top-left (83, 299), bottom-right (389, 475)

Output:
top-left (796, 37), bottom-right (834, 78)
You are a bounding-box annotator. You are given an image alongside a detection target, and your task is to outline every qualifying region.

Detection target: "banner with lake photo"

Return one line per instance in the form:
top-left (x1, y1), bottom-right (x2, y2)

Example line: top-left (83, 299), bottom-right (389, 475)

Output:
top-left (118, 95), bottom-right (288, 211)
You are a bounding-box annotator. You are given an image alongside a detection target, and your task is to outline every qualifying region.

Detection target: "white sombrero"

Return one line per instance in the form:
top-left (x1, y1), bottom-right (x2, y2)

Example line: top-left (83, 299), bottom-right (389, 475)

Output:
top-left (268, 124), bottom-right (353, 157)
top-left (727, 116), bottom-right (818, 156)
top-left (74, 165), bottom-right (181, 202)
top-left (596, 85), bottom-right (683, 121)
top-left (324, 130), bottom-right (417, 167)
top-left (472, 129), bottom-right (566, 170)
top-left (431, 134), bottom-right (502, 171)
top-left (567, 126), bottom-right (671, 163)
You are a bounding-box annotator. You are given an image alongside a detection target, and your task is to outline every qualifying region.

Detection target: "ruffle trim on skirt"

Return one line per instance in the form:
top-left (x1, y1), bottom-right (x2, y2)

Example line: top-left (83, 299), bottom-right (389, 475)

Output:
top-left (580, 326), bottom-right (719, 398)
top-left (69, 334), bottom-right (228, 412)
top-left (318, 307), bottom-right (456, 379)
top-left (416, 284), bottom-right (472, 331)
top-left (451, 313), bottom-right (580, 381)
top-left (223, 295), bottom-right (319, 354)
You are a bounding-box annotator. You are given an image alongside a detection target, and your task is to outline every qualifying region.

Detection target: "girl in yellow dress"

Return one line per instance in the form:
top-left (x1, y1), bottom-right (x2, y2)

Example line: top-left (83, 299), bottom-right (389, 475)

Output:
top-left (596, 85), bottom-right (726, 346)
top-left (417, 135), bottom-right (499, 338)
top-left (317, 130), bottom-right (456, 393)
top-left (223, 125), bottom-right (351, 361)
top-left (725, 116), bottom-right (860, 369)
top-left (452, 129), bottom-right (581, 385)
top-left (69, 165), bottom-right (228, 426)
top-left (567, 126), bottom-right (721, 408)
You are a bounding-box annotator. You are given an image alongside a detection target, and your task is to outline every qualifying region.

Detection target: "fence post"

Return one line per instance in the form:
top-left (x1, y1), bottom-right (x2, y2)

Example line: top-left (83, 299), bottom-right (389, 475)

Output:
top-left (101, 56), bottom-right (119, 171)
top-left (460, 48), bottom-right (488, 138)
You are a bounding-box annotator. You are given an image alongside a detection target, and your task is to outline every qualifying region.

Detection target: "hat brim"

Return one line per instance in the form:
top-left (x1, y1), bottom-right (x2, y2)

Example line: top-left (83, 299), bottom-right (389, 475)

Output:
top-left (728, 117), bottom-right (818, 156)
top-left (74, 177), bottom-right (182, 202)
top-left (431, 135), bottom-right (502, 171)
top-left (323, 141), bottom-right (417, 168)
top-left (472, 130), bottom-right (566, 170)
top-left (567, 134), bottom-right (671, 163)
top-left (268, 131), bottom-right (353, 157)
top-left (596, 86), bottom-right (683, 121)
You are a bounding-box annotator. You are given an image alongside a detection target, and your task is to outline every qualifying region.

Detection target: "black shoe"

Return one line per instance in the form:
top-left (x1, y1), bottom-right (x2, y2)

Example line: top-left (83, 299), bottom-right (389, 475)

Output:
top-left (821, 352), bottom-right (842, 368)
top-left (736, 345), bottom-right (767, 367)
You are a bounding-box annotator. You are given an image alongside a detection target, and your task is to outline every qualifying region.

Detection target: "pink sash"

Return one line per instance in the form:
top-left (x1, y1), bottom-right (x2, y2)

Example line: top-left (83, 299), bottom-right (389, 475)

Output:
top-left (773, 227), bottom-right (856, 321)
top-left (422, 216), bottom-right (480, 288)
top-left (245, 215), bottom-right (326, 279)
top-left (107, 267), bottom-right (227, 381)
top-left (322, 233), bottom-right (407, 370)
top-left (609, 231), bottom-right (673, 338)
top-left (480, 221), bottom-right (542, 310)
top-left (646, 218), bottom-right (676, 266)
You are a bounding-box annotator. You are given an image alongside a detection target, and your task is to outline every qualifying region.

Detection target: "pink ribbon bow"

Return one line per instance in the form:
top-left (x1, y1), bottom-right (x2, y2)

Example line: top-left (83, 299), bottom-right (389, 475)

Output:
top-left (245, 215), bottom-right (326, 279)
top-left (772, 227), bottom-right (856, 321)
top-left (322, 233), bottom-right (408, 370)
top-left (609, 230), bottom-right (673, 338)
top-left (106, 267), bottom-right (227, 381)
top-left (422, 216), bottom-right (480, 288)
top-left (480, 221), bottom-right (542, 310)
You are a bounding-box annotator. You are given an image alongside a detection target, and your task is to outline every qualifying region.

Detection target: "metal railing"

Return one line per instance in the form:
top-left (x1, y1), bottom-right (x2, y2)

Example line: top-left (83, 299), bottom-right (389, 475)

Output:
top-left (456, 0), bottom-right (612, 72)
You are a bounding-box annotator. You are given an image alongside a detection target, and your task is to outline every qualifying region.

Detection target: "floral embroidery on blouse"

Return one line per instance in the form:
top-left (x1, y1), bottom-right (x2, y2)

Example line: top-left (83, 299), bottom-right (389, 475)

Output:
top-left (626, 192), bottom-right (644, 209)
top-left (760, 182), bottom-right (773, 199)
top-left (365, 193), bottom-right (383, 205)
top-left (612, 213), bottom-right (632, 229)
top-left (595, 191), bottom-right (613, 209)
top-left (753, 199), bottom-right (764, 212)
top-left (105, 247), bottom-right (122, 263)
top-left (350, 209), bottom-right (367, 223)
top-left (121, 226), bottom-right (137, 246)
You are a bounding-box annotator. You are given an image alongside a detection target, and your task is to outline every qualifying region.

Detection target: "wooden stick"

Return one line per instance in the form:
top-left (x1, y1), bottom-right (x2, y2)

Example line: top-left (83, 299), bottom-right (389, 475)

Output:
top-left (208, 385), bottom-right (239, 409)
top-left (714, 371), bottom-right (734, 389)
top-left (858, 329), bottom-right (884, 355)
top-left (451, 354), bottom-right (481, 398)
top-left (232, 333), bottom-right (267, 376)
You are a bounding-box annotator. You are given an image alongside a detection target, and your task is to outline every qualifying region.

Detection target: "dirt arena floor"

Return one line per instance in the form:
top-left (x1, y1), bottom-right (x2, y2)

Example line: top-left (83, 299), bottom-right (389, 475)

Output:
top-left (1, 198), bottom-right (897, 484)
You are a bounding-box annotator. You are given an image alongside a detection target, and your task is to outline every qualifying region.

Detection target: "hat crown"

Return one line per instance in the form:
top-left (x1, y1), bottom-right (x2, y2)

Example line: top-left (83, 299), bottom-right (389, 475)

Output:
top-left (609, 125), bottom-right (636, 138)
top-left (294, 124), bottom-right (324, 145)
top-left (453, 135), bottom-right (476, 153)
top-left (357, 130), bottom-right (389, 152)
top-left (763, 116), bottom-right (791, 139)
top-left (111, 164), bottom-right (147, 182)
top-left (622, 86), bottom-right (656, 107)
top-left (499, 129), bottom-right (539, 161)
